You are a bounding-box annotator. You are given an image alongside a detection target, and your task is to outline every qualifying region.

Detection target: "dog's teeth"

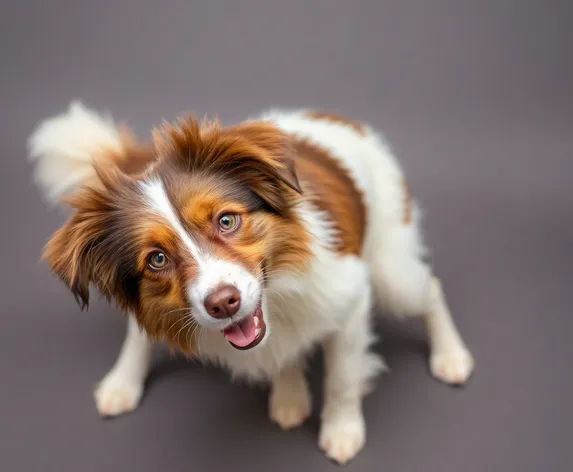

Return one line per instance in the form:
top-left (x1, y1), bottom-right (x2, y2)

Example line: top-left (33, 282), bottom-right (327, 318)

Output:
top-left (254, 317), bottom-right (260, 327)
top-left (255, 328), bottom-right (261, 337)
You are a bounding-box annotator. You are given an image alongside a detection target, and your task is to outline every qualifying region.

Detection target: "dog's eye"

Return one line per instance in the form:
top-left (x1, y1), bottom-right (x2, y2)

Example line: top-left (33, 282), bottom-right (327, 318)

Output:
top-left (218, 213), bottom-right (241, 233)
top-left (147, 251), bottom-right (169, 270)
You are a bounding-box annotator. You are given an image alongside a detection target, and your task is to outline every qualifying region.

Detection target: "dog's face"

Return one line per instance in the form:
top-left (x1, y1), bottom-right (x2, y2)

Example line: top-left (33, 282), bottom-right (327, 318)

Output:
top-left (43, 117), bottom-right (311, 353)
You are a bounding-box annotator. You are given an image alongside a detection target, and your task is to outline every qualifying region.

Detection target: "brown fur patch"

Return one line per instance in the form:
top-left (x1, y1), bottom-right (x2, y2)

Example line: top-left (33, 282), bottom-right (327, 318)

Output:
top-left (293, 138), bottom-right (367, 256)
top-left (305, 110), bottom-right (366, 136)
top-left (115, 126), bottom-right (157, 175)
top-left (152, 116), bottom-right (301, 214)
top-left (43, 179), bottom-right (148, 311)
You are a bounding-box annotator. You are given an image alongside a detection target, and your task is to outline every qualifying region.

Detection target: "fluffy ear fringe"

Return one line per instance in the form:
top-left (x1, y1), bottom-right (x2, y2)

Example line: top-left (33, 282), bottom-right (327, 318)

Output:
top-left (41, 215), bottom-right (96, 310)
top-left (41, 183), bottom-right (140, 313)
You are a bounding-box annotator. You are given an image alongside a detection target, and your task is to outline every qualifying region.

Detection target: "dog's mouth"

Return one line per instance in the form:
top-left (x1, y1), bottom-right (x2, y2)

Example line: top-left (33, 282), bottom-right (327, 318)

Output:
top-left (221, 302), bottom-right (267, 350)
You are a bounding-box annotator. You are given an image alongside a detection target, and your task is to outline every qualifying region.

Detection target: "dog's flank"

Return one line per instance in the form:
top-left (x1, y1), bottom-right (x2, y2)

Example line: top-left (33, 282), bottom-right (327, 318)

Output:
top-left (29, 102), bottom-right (475, 465)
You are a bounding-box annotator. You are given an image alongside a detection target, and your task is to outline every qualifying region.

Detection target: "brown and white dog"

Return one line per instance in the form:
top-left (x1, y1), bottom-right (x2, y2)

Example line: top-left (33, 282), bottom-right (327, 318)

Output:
top-left (28, 102), bottom-right (474, 464)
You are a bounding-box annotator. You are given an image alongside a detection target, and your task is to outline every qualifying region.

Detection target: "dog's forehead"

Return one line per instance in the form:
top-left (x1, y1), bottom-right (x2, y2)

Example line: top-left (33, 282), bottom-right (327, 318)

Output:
top-left (130, 171), bottom-right (236, 240)
top-left (131, 175), bottom-right (208, 265)
top-left (135, 161), bottom-right (265, 220)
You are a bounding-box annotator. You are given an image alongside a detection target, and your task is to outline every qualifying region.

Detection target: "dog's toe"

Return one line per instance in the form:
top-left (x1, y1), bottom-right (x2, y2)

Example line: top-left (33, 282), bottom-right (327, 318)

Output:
top-left (430, 349), bottom-right (475, 385)
top-left (269, 389), bottom-right (311, 430)
top-left (319, 412), bottom-right (365, 465)
top-left (94, 375), bottom-right (143, 418)
top-left (270, 404), bottom-right (310, 430)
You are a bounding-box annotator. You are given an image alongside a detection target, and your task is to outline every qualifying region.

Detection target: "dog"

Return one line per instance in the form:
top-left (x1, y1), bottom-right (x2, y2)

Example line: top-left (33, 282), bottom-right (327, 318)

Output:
top-left (27, 102), bottom-right (474, 465)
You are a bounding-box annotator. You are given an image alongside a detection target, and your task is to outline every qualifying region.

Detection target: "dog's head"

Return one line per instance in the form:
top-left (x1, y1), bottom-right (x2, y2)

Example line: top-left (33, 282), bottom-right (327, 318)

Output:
top-left (43, 117), bottom-right (311, 352)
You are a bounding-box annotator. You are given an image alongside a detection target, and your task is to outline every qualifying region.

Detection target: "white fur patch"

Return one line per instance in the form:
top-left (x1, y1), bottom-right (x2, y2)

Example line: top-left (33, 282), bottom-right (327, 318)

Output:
top-left (27, 101), bottom-right (123, 204)
top-left (190, 257), bottom-right (263, 330)
top-left (139, 178), bottom-right (204, 263)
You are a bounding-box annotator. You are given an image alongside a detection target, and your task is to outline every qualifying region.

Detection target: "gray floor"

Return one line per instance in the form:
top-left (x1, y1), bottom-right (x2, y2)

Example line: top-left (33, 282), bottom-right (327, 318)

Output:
top-left (1, 1), bottom-right (572, 471)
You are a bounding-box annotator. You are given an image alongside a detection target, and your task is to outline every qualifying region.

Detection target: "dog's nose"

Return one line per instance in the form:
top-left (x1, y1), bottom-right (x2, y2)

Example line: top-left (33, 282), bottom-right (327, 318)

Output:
top-left (204, 284), bottom-right (241, 318)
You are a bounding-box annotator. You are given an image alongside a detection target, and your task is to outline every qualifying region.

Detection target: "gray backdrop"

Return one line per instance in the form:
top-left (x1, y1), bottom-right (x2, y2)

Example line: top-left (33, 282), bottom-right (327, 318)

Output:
top-left (1, 1), bottom-right (572, 471)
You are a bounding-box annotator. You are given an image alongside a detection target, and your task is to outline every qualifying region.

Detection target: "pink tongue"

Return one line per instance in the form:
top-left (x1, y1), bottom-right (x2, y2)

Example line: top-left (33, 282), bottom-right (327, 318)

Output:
top-left (222, 315), bottom-right (257, 347)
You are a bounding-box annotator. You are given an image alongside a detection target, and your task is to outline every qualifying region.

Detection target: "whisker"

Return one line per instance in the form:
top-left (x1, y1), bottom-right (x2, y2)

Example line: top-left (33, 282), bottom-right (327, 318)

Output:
top-left (167, 311), bottom-right (193, 333)
top-left (186, 322), bottom-right (200, 346)
top-left (262, 287), bottom-right (288, 305)
top-left (157, 307), bottom-right (194, 322)
top-left (171, 316), bottom-right (196, 339)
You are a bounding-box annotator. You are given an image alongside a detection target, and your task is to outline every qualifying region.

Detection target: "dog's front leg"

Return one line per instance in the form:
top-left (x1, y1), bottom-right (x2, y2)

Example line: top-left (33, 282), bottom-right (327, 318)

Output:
top-left (94, 315), bottom-right (154, 418)
top-left (269, 361), bottom-right (312, 430)
top-left (319, 286), bottom-right (380, 465)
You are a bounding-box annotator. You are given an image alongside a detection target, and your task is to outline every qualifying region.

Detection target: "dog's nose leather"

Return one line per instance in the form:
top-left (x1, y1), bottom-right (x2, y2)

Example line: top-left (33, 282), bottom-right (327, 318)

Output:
top-left (204, 284), bottom-right (241, 318)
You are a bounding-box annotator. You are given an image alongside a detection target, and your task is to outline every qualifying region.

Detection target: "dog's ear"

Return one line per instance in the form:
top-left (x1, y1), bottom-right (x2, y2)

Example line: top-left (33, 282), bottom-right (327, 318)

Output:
top-left (42, 174), bottom-right (139, 311)
top-left (227, 121), bottom-right (301, 193)
top-left (42, 201), bottom-right (105, 310)
top-left (154, 118), bottom-right (302, 214)
top-left (218, 121), bottom-right (302, 214)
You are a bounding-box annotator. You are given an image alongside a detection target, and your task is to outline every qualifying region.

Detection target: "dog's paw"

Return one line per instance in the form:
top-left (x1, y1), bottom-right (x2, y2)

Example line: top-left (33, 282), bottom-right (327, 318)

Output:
top-left (430, 349), bottom-right (475, 385)
top-left (319, 411), bottom-right (365, 465)
top-left (94, 374), bottom-right (144, 418)
top-left (269, 384), bottom-right (311, 430)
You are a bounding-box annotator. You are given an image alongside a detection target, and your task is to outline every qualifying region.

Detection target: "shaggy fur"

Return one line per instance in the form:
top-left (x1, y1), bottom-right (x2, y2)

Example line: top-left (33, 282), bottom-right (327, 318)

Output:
top-left (28, 101), bottom-right (475, 465)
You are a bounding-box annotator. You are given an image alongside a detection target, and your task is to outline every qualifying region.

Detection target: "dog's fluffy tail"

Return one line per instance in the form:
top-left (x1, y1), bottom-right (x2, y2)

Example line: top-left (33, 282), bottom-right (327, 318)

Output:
top-left (27, 101), bottom-right (128, 205)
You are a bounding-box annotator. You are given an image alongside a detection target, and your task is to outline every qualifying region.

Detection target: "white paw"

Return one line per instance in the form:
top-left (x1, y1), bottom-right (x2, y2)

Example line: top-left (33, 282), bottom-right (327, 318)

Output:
top-left (430, 349), bottom-right (475, 385)
top-left (94, 374), bottom-right (144, 418)
top-left (269, 385), bottom-right (311, 430)
top-left (319, 412), bottom-right (365, 465)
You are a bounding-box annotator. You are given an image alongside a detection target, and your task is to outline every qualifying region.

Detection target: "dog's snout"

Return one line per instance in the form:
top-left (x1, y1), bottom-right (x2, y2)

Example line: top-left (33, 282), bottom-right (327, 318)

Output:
top-left (204, 284), bottom-right (241, 318)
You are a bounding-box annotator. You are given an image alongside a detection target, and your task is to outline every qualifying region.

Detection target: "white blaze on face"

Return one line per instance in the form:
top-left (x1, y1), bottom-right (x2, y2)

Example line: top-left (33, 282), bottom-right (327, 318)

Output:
top-left (139, 178), bottom-right (205, 262)
top-left (139, 178), bottom-right (262, 329)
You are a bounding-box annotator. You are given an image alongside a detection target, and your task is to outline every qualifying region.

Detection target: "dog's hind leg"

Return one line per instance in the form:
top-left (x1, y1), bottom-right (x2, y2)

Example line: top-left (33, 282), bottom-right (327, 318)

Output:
top-left (368, 210), bottom-right (474, 386)
top-left (423, 276), bottom-right (475, 385)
